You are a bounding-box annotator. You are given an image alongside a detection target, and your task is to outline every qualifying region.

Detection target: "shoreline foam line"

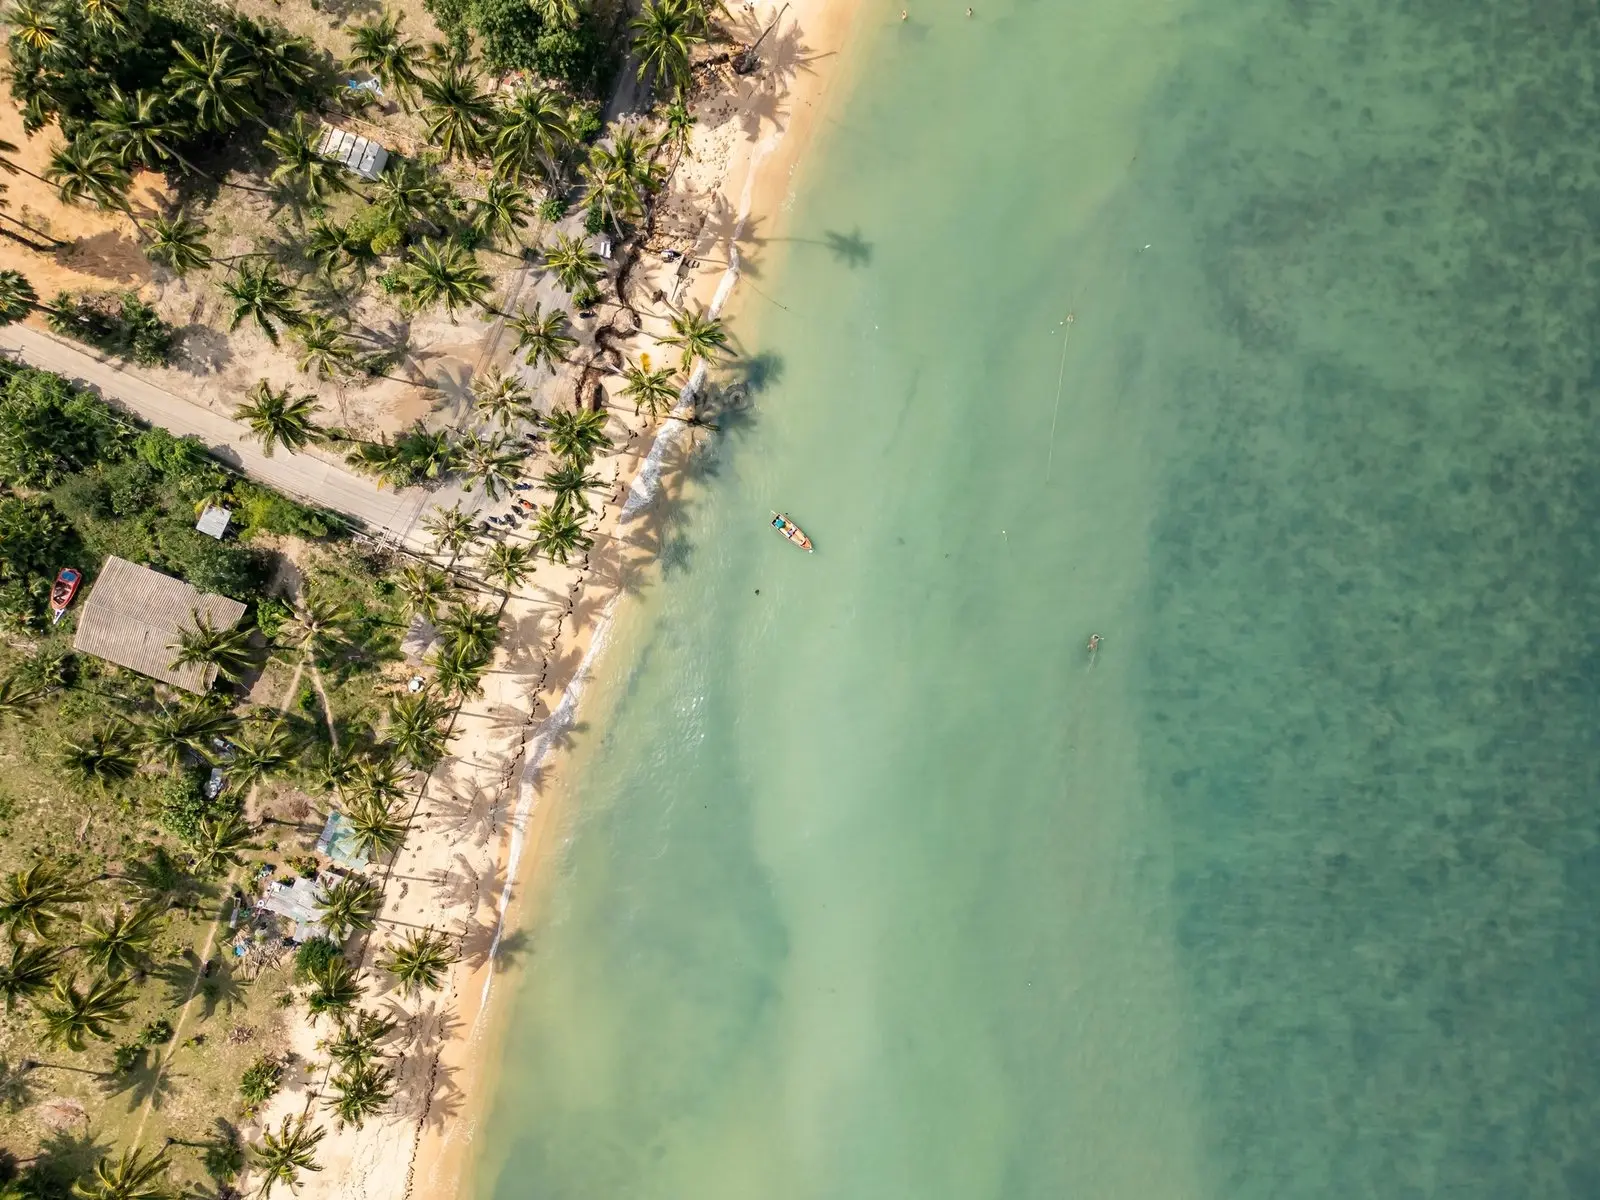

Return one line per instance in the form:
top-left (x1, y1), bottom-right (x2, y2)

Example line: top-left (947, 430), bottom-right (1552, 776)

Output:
top-left (473, 123), bottom-right (783, 1020)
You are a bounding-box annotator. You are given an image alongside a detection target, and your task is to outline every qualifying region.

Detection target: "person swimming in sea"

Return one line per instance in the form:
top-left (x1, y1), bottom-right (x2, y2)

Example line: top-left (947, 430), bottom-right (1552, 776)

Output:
top-left (1086, 633), bottom-right (1103, 659)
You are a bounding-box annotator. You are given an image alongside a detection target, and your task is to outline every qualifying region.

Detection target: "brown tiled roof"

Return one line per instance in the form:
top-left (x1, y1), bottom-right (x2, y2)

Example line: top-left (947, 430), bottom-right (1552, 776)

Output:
top-left (72, 556), bottom-right (247, 694)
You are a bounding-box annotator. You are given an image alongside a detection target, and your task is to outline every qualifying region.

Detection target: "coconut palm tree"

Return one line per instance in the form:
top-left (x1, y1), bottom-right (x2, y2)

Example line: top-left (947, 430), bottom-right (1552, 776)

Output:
top-left (400, 239), bottom-right (493, 317)
top-left (139, 701), bottom-right (237, 767)
top-left (437, 604), bottom-right (501, 660)
top-left (90, 87), bottom-right (205, 178)
top-left (347, 11), bottom-right (424, 110)
top-left (394, 564), bottom-right (453, 620)
top-left (479, 541), bottom-right (533, 595)
top-left (60, 724), bottom-right (138, 795)
top-left (619, 359), bottom-right (679, 417)
top-left (9, 2), bottom-right (57, 51)
top-left (221, 263), bottom-right (303, 346)
top-left (533, 506), bottom-right (593, 565)
top-left (0, 676), bottom-right (44, 720)
top-left (146, 213), bottom-right (213, 276)
top-left (252, 1115), bottom-right (324, 1199)
top-left (541, 234), bottom-right (603, 294)
top-left (661, 303), bottom-right (731, 370)
top-left (493, 86), bottom-right (573, 185)
top-left (305, 957), bottom-right (364, 1019)
top-left (582, 130), bottom-right (660, 233)
top-left (295, 314), bottom-right (360, 381)
top-left (381, 928), bottom-right (456, 996)
top-left (470, 369), bottom-right (533, 429)
top-left (0, 940), bottom-right (62, 1011)
top-left (509, 303), bottom-right (575, 373)
top-left (632, 0), bottom-right (703, 93)
top-left (534, 0), bottom-right (582, 26)
top-left (372, 161), bottom-right (442, 235)
top-left (543, 407), bottom-right (613, 465)
top-left (229, 722), bottom-right (295, 792)
top-left (541, 460), bottom-right (605, 516)
top-left (387, 692), bottom-right (449, 768)
top-left (266, 114), bottom-right (349, 203)
top-left (79, 902), bottom-right (165, 978)
top-left (282, 591), bottom-right (350, 660)
top-left (191, 811), bottom-right (253, 876)
top-left (314, 875), bottom-right (381, 942)
top-left (344, 793), bottom-right (408, 860)
top-left (472, 179), bottom-right (531, 251)
top-left (231, 17), bottom-right (318, 100)
top-left (38, 973), bottom-right (133, 1050)
top-left (421, 504), bottom-right (479, 559)
top-left (322, 1008), bottom-right (395, 1070)
top-left (346, 756), bottom-right (409, 810)
top-left (165, 35), bottom-right (261, 132)
top-left (326, 1060), bottom-right (394, 1129)
top-left (46, 141), bottom-right (132, 216)
top-left (0, 271), bottom-right (39, 326)
top-left (70, 1146), bottom-right (173, 1200)
top-left (170, 613), bottom-right (257, 685)
top-left (659, 97), bottom-right (696, 163)
top-left (236, 381), bottom-right (322, 456)
top-left (419, 58), bottom-right (492, 161)
top-left (430, 641), bottom-right (488, 700)
top-left (456, 430), bottom-right (522, 499)
top-left (0, 861), bottom-right (85, 942)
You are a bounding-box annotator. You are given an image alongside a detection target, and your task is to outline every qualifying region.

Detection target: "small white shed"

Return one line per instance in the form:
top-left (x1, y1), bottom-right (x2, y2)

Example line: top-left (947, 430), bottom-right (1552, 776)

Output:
top-left (316, 124), bottom-right (389, 182)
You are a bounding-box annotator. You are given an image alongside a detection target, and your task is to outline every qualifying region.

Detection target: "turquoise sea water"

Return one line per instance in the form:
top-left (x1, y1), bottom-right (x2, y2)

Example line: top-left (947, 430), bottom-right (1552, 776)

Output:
top-left (475, 0), bottom-right (1600, 1194)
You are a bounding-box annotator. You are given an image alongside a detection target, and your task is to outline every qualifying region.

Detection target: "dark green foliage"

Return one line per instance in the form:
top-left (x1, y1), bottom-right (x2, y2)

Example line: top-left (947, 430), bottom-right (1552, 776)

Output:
top-left (139, 1017), bottom-right (173, 1045)
top-left (157, 766), bottom-right (235, 842)
top-left (111, 1042), bottom-right (143, 1074)
top-left (0, 365), bottom-right (126, 488)
top-left (293, 936), bottom-right (341, 979)
top-left (0, 497), bottom-right (72, 631)
top-left (532, 16), bottom-right (613, 94)
top-left (46, 292), bottom-right (175, 366)
top-left (422, 0), bottom-right (614, 91)
top-left (231, 482), bottom-right (339, 540)
top-left (151, 520), bottom-right (265, 598)
top-left (238, 1055), bottom-right (283, 1115)
top-left (569, 100), bottom-right (602, 143)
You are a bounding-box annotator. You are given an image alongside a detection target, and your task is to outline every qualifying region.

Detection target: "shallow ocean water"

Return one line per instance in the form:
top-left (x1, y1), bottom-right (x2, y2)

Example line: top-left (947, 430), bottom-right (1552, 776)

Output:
top-left (474, 0), bottom-right (1600, 1194)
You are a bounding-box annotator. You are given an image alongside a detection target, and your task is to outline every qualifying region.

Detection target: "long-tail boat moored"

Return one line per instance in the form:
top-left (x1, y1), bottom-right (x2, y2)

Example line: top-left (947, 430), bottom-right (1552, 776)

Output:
top-left (50, 568), bottom-right (81, 624)
top-left (770, 512), bottom-right (813, 552)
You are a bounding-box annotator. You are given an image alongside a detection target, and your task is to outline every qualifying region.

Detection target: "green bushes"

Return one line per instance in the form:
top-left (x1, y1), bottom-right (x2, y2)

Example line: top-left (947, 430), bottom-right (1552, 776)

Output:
top-left (0, 495), bottom-right (74, 631)
top-left (423, 0), bottom-right (616, 92)
top-left (47, 291), bottom-right (175, 366)
top-left (239, 1055), bottom-right (284, 1116)
top-left (294, 937), bottom-right (342, 978)
top-left (158, 767), bottom-right (236, 842)
top-left (0, 364), bottom-right (126, 487)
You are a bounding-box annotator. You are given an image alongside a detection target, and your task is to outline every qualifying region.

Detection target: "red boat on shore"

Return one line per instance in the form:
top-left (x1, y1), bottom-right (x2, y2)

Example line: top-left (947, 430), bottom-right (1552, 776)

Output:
top-left (50, 568), bottom-right (81, 624)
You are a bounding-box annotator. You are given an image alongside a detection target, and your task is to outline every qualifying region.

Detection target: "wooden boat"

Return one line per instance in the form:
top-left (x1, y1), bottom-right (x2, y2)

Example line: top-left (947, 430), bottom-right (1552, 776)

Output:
top-left (50, 568), bottom-right (81, 624)
top-left (770, 512), bottom-right (813, 552)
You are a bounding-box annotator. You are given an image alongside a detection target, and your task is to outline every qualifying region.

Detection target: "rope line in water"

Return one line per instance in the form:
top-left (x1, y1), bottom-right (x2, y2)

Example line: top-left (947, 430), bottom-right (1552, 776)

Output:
top-left (1044, 308), bottom-right (1076, 482)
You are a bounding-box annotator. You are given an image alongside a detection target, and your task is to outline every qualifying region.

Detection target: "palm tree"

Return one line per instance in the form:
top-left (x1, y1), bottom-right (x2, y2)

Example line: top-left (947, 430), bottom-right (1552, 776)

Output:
top-left (347, 11), bottom-right (424, 110)
top-left (38, 973), bottom-right (133, 1050)
top-left (659, 97), bottom-right (696, 163)
top-left (60, 724), bottom-right (138, 795)
top-left (661, 303), bottom-right (731, 370)
top-left (0, 271), bottom-right (39, 326)
top-left (0, 940), bottom-right (62, 1011)
top-left (493, 86), bottom-right (573, 185)
top-left (343, 793), bottom-right (408, 860)
top-left (295, 314), bottom-right (359, 380)
top-left (170, 613), bottom-right (256, 685)
top-left (470, 369), bottom-right (533, 429)
top-left (46, 142), bottom-right (132, 216)
top-left (400, 240), bottom-right (492, 317)
top-left (305, 957), bottom-right (364, 1019)
top-left (534, 507), bottom-right (593, 565)
top-left (509, 303), bottom-right (575, 373)
top-left (266, 114), bottom-right (349, 203)
top-left (619, 359), bottom-right (679, 417)
top-left (139, 701), bottom-right (237, 767)
top-left (230, 17), bottom-right (318, 99)
top-left (252, 1115), bottom-right (324, 1199)
top-left (541, 234), bottom-right (603, 294)
top-left (147, 213), bottom-right (212, 276)
top-left (632, 0), bottom-right (703, 93)
top-left (228, 722), bottom-right (295, 792)
top-left (71, 1146), bottom-right (173, 1200)
top-left (165, 35), bottom-right (261, 132)
top-left (544, 407), bottom-right (613, 465)
top-left (346, 756), bottom-right (409, 810)
top-left (326, 1060), bottom-right (394, 1129)
top-left (313, 875), bottom-right (380, 942)
top-left (419, 59), bottom-right (492, 161)
top-left (541, 460), bottom-right (604, 516)
top-left (473, 179), bottom-right (531, 251)
top-left (221, 263), bottom-right (303, 346)
top-left (9, 2), bottom-right (57, 52)
top-left (456, 431), bottom-right (522, 500)
top-left (0, 861), bottom-right (86, 941)
top-left (478, 541), bottom-right (533, 595)
top-left (191, 811), bottom-right (253, 876)
top-left (437, 604), bottom-right (501, 660)
top-left (381, 928), bottom-right (456, 996)
top-left (236, 381), bottom-right (323, 456)
top-left (372, 161), bottom-right (442, 235)
top-left (282, 591), bottom-right (350, 659)
top-left (79, 902), bottom-right (165, 978)
top-left (422, 504), bottom-right (480, 558)
top-left (387, 692), bottom-right (449, 768)
top-left (322, 1008), bottom-right (395, 1069)
top-left (90, 87), bottom-right (204, 178)
top-left (582, 130), bottom-right (659, 233)
top-left (394, 564), bottom-right (453, 620)
top-left (535, 0), bottom-right (582, 26)
top-left (430, 641), bottom-right (488, 700)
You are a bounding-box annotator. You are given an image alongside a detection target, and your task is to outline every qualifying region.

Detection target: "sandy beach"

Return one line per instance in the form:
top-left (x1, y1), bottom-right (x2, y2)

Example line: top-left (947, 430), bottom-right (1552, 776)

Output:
top-left (244, 1), bottom-right (867, 1197)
